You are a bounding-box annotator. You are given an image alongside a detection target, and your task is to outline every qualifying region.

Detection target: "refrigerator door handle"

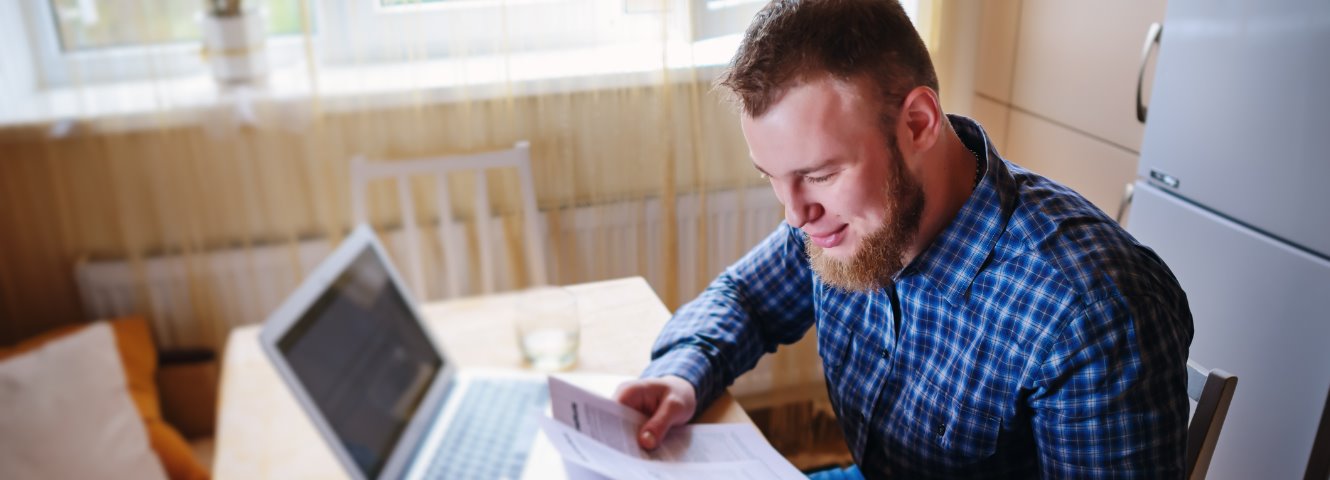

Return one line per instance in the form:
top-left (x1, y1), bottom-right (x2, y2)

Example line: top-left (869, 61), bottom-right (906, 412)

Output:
top-left (1116, 182), bottom-right (1135, 224)
top-left (1137, 22), bottom-right (1163, 123)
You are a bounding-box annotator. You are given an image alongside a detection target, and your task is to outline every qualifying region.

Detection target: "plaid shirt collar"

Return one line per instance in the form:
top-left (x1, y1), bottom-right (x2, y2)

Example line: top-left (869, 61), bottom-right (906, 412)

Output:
top-left (898, 114), bottom-right (1010, 302)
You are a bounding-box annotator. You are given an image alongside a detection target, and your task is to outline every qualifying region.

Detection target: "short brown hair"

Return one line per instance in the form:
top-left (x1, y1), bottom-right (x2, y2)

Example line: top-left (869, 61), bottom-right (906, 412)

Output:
top-left (716, 0), bottom-right (938, 121)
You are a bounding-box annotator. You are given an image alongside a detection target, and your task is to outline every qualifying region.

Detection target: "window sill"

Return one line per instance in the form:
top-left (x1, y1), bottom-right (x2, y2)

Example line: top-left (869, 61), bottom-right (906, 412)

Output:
top-left (0, 34), bottom-right (740, 138)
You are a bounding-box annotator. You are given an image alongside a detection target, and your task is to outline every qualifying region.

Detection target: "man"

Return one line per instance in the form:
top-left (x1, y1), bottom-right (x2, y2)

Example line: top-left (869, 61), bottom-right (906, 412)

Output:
top-left (615, 0), bottom-right (1193, 478)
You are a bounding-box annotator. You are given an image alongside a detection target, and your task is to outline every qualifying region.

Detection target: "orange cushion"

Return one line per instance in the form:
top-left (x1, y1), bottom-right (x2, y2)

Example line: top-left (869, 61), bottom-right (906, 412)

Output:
top-left (0, 317), bottom-right (209, 480)
top-left (147, 420), bottom-right (210, 480)
top-left (110, 316), bottom-right (164, 422)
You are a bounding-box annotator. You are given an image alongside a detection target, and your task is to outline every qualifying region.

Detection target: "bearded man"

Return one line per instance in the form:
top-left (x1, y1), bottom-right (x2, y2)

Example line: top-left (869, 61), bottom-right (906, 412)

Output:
top-left (613, 0), bottom-right (1194, 478)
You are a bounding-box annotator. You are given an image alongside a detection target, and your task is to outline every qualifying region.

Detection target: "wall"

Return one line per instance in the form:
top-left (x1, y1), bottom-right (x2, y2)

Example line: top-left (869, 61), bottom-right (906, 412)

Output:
top-left (964, 0), bottom-right (1167, 218)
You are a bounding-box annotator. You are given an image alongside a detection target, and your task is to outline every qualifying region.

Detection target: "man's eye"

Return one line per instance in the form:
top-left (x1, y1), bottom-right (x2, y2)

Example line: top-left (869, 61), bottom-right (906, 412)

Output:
top-left (805, 174), bottom-right (833, 184)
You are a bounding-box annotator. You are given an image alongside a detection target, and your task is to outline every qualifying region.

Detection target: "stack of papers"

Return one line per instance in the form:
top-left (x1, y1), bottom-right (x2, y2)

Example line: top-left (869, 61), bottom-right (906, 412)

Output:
top-left (539, 376), bottom-right (806, 479)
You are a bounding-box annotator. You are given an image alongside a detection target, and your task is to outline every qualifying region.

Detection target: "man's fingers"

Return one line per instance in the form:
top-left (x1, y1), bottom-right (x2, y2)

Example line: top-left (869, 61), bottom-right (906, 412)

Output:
top-left (616, 381), bottom-right (670, 450)
top-left (638, 412), bottom-right (670, 450)
top-left (615, 377), bottom-right (697, 450)
top-left (637, 396), bottom-right (687, 450)
top-left (615, 382), bottom-right (660, 417)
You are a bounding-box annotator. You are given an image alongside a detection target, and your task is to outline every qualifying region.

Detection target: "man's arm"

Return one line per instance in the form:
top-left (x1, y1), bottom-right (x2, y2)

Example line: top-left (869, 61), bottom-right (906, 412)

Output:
top-left (1029, 294), bottom-right (1194, 477)
top-left (617, 223), bottom-right (816, 447)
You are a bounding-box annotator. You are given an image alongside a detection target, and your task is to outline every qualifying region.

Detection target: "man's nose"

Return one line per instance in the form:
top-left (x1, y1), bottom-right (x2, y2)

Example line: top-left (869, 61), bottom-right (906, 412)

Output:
top-left (782, 189), bottom-right (823, 228)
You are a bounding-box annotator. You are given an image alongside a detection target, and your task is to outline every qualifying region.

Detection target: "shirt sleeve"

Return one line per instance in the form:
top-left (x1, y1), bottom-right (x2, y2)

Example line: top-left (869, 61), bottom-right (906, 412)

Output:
top-left (640, 222), bottom-right (817, 410)
top-left (1028, 294), bottom-right (1193, 478)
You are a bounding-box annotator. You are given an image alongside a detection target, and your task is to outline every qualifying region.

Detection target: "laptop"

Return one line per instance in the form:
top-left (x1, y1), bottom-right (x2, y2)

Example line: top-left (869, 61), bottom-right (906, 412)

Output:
top-left (259, 225), bottom-right (549, 480)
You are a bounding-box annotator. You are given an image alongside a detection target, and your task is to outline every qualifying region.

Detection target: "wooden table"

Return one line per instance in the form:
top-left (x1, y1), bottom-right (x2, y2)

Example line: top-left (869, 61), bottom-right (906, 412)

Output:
top-left (212, 277), bottom-right (752, 479)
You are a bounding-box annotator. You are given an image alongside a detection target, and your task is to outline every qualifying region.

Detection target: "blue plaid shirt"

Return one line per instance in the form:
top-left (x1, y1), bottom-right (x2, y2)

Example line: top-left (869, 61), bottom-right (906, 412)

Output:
top-left (642, 116), bottom-right (1194, 478)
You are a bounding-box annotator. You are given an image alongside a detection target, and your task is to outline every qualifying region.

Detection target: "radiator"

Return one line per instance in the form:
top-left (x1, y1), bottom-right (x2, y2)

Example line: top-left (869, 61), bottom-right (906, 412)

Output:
top-left (75, 186), bottom-right (785, 350)
top-left (76, 185), bottom-right (822, 402)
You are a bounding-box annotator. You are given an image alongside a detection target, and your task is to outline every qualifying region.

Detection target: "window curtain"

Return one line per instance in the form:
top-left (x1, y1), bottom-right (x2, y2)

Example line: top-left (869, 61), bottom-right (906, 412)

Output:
top-left (0, 0), bottom-right (761, 350)
top-left (0, 0), bottom-right (950, 352)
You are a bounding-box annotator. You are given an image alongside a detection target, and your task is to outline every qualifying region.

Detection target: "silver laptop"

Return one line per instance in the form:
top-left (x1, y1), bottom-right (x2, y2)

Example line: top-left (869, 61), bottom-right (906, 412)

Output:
top-left (259, 225), bottom-right (548, 480)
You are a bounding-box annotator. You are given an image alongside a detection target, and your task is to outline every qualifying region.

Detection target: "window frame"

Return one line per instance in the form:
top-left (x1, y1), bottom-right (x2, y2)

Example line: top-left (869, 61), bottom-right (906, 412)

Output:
top-left (317, 0), bottom-right (700, 65)
top-left (15, 0), bottom-right (900, 90)
top-left (19, 0), bottom-right (315, 87)
top-left (691, 0), bottom-right (763, 41)
top-left (18, 0), bottom-right (715, 86)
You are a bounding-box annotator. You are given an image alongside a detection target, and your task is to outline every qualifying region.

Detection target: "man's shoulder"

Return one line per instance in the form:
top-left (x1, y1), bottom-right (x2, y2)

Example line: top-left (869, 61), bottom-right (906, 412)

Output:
top-left (994, 164), bottom-right (1176, 305)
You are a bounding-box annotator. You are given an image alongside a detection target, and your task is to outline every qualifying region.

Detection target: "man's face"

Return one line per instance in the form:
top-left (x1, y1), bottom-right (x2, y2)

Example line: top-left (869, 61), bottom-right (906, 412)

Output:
top-left (741, 77), bottom-right (925, 291)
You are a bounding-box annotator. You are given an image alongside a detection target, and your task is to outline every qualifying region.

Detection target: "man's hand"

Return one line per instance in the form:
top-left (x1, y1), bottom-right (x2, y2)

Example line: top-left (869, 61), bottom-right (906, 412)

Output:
top-left (614, 375), bottom-right (697, 451)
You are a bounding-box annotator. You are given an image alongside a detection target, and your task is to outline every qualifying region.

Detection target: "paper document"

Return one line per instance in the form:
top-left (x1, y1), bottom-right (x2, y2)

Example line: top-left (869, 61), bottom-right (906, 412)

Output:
top-left (540, 376), bottom-right (805, 479)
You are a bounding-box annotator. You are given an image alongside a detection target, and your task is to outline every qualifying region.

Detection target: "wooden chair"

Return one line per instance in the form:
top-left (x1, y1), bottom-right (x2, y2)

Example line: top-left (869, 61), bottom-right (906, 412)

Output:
top-left (350, 141), bottom-right (547, 300)
top-left (1186, 359), bottom-right (1238, 479)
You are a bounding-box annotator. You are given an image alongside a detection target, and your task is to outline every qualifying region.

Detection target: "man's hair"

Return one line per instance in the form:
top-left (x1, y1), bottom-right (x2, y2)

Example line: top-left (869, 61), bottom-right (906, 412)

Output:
top-left (716, 0), bottom-right (938, 122)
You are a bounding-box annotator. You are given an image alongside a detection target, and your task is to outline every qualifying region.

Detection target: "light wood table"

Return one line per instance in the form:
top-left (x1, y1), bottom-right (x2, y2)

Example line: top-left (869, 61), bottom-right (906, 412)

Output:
top-left (212, 277), bottom-right (752, 479)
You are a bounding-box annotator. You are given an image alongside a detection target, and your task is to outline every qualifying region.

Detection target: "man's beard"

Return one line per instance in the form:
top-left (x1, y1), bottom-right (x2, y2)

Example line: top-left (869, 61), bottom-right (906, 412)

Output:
top-left (806, 139), bottom-right (925, 292)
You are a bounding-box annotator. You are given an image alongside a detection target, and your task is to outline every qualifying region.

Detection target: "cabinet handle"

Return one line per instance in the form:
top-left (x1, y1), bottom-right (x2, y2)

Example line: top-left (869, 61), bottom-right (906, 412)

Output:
top-left (1137, 22), bottom-right (1163, 123)
top-left (1116, 182), bottom-right (1135, 224)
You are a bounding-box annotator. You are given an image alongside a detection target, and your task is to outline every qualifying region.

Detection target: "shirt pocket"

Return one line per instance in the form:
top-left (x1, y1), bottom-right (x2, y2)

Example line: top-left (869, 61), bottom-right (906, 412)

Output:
top-left (816, 316), bottom-right (875, 428)
top-left (895, 376), bottom-right (1003, 462)
top-left (816, 315), bottom-right (854, 375)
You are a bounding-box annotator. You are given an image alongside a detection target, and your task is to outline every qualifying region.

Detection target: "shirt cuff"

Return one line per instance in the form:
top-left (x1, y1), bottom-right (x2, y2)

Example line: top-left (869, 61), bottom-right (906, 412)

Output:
top-left (640, 346), bottom-right (724, 416)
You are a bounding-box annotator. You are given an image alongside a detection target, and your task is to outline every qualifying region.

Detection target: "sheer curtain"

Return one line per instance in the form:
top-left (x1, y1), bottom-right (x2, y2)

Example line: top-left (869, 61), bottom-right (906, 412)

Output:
top-left (0, 0), bottom-right (956, 353)
top-left (0, 0), bottom-right (765, 350)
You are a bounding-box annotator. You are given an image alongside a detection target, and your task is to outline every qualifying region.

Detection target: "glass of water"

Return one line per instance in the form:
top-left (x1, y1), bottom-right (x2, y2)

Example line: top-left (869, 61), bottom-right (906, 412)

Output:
top-left (514, 286), bottom-right (580, 371)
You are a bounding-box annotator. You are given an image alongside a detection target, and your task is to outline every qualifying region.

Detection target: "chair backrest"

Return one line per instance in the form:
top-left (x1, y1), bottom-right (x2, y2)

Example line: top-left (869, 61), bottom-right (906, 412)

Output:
top-left (349, 141), bottom-right (547, 300)
top-left (1186, 359), bottom-right (1238, 479)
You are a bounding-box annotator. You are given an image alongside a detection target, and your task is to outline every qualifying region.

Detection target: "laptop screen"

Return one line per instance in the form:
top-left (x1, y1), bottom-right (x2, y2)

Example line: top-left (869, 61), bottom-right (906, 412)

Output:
top-left (276, 247), bottom-right (443, 478)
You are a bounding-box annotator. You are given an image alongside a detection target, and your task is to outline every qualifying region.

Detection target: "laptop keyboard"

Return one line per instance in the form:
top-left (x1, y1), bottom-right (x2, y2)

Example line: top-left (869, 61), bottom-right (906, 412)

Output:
top-left (424, 378), bottom-right (549, 480)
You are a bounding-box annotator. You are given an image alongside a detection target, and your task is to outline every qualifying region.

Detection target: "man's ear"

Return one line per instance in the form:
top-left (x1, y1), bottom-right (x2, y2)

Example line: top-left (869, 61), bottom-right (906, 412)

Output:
top-left (897, 86), bottom-right (944, 155)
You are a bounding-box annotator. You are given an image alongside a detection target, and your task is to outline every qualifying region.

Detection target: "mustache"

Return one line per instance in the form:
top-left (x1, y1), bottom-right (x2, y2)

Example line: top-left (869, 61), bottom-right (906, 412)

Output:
top-left (805, 146), bottom-right (924, 292)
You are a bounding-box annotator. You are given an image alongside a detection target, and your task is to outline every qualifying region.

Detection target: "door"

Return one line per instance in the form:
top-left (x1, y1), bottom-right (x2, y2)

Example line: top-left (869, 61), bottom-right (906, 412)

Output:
top-left (1138, 0), bottom-right (1330, 257)
top-left (1129, 182), bottom-right (1330, 479)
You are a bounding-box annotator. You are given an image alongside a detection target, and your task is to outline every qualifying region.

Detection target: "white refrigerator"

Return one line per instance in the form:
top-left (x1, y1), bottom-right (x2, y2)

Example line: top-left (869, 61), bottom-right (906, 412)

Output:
top-left (1126, 0), bottom-right (1330, 477)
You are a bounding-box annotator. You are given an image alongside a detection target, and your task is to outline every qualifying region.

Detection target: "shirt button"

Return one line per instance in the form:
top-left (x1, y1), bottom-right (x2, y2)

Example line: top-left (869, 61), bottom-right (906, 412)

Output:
top-left (934, 423), bottom-right (946, 437)
top-left (881, 348), bottom-right (890, 359)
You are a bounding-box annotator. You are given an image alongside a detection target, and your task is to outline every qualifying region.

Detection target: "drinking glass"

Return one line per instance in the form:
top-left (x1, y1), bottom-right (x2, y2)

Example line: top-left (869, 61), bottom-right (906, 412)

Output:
top-left (514, 286), bottom-right (579, 371)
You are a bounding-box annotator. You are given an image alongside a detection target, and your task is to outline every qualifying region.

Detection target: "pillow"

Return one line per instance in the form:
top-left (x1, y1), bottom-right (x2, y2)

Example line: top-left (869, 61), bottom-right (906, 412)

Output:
top-left (0, 317), bottom-right (210, 480)
top-left (0, 323), bottom-right (168, 479)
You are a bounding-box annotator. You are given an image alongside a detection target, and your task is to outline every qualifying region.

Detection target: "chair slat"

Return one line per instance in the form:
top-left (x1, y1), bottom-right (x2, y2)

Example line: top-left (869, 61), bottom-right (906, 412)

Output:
top-left (1186, 360), bottom-right (1208, 400)
top-left (515, 141), bottom-right (547, 286)
top-left (474, 170), bottom-right (495, 294)
top-left (397, 175), bottom-right (425, 300)
top-left (435, 174), bottom-right (462, 299)
top-left (350, 142), bottom-right (546, 300)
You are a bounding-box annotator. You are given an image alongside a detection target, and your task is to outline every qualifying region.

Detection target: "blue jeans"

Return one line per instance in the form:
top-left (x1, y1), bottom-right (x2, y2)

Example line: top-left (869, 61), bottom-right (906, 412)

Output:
top-left (806, 465), bottom-right (864, 480)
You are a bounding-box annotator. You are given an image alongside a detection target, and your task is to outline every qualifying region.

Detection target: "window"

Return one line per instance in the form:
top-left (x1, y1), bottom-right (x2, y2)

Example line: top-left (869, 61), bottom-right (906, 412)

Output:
top-left (692, 0), bottom-right (764, 41)
top-left (47, 0), bottom-right (303, 50)
top-left (317, 0), bottom-right (702, 65)
top-left (22, 0), bottom-right (310, 86)
top-left (23, 0), bottom-right (740, 85)
top-left (17, 0), bottom-right (919, 89)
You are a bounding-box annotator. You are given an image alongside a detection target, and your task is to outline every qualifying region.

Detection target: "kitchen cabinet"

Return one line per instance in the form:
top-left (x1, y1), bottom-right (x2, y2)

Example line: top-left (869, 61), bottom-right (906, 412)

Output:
top-left (1004, 110), bottom-right (1138, 218)
top-left (1010, 0), bottom-right (1165, 152)
top-left (973, 0), bottom-right (1022, 103)
top-left (967, 0), bottom-right (1165, 222)
top-left (969, 95), bottom-right (1009, 153)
